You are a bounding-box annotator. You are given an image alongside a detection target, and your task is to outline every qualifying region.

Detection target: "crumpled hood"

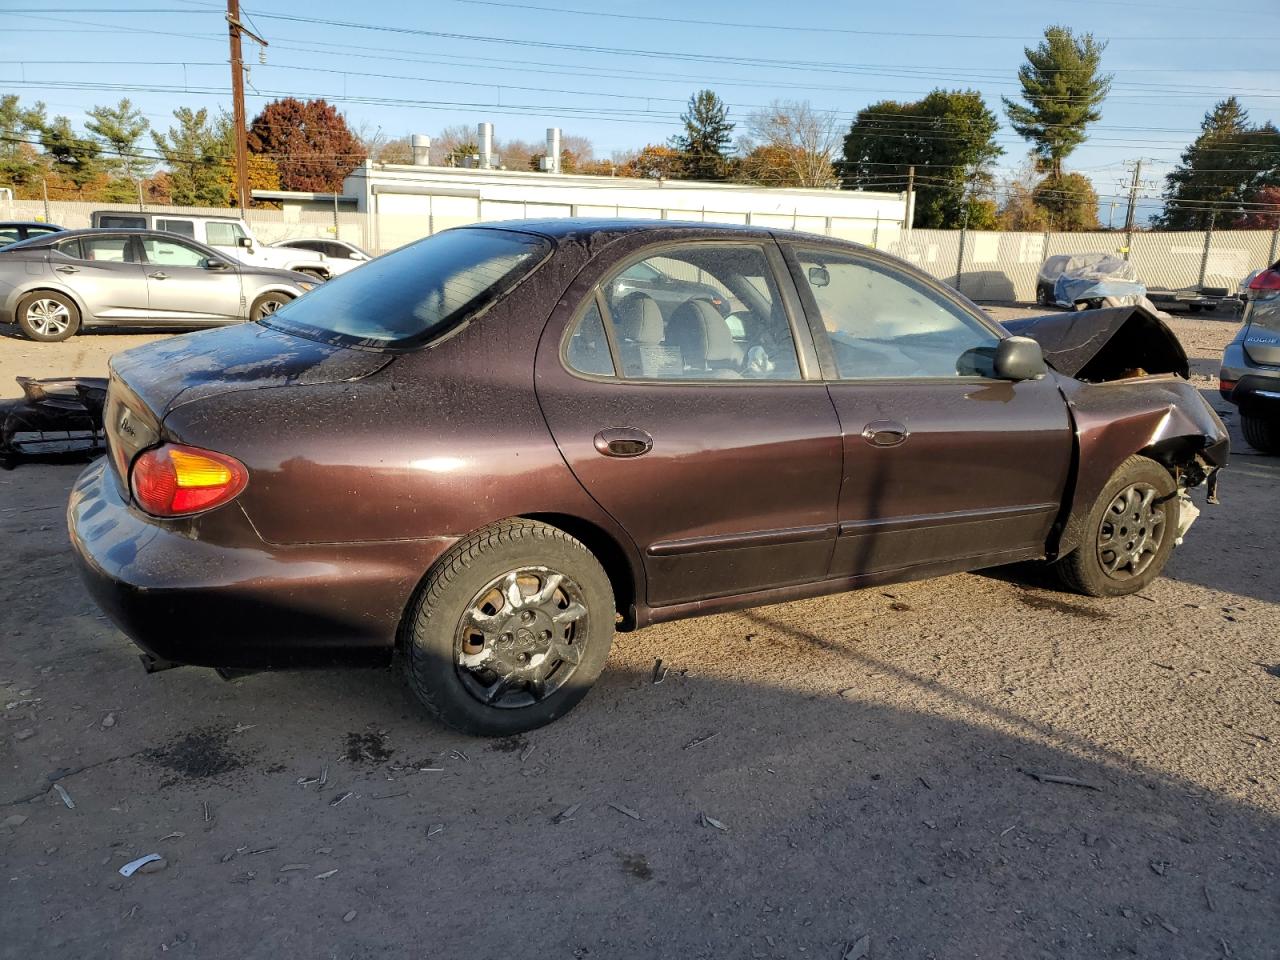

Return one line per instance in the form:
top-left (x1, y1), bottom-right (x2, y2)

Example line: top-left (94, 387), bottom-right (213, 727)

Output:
top-left (1001, 305), bottom-right (1189, 380)
top-left (110, 322), bottom-right (392, 419)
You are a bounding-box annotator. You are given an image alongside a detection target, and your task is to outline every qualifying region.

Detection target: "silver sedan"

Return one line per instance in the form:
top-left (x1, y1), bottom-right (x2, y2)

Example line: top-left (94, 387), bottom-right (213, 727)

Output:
top-left (0, 229), bottom-right (318, 342)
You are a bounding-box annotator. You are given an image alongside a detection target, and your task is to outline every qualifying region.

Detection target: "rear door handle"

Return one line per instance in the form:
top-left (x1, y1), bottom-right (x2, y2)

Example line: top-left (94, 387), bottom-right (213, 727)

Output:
top-left (593, 427), bottom-right (653, 458)
top-left (861, 420), bottom-right (909, 447)
top-left (148, 272), bottom-right (168, 280)
top-left (55, 265), bottom-right (79, 274)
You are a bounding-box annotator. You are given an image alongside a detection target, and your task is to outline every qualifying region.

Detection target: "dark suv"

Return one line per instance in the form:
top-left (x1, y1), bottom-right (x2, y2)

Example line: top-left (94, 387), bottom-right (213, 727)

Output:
top-left (69, 220), bottom-right (1227, 736)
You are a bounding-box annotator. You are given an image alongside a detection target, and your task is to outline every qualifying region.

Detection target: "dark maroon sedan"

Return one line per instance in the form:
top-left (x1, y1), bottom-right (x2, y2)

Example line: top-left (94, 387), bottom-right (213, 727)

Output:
top-left (69, 220), bottom-right (1227, 735)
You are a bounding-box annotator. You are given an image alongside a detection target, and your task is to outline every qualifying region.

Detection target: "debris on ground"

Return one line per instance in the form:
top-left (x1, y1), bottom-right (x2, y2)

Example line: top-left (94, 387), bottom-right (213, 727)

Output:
top-left (314, 869), bottom-right (338, 880)
top-left (683, 733), bottom-right (719, 749)
top-left (652, 658), bottom-right (668, 684)
top-left (53, 783), bottom-right (75, 809)
top-left (554, 803), bottom-right (580, 824)
top-left (101, 713), bottom-right (116, 729)
top-left (700, 813), bottom-right (728, 831)
top-left (342, 910), bottom-right (357, 923)
top-left (119, 854), bottom-right (163, 878)
top-left (0, 376), bottom-right (107, 469)
top-left (609, 803), bottom-right (642, 821)
top-left (3, 814), bottom-right (29, 829)
top-left (328, 791), bottom-right (353, 807)
top-left (842, 934), bottom-right (871, 960)
top-left (1022, 770), bottom-right (1102, 791)
top-left (427, 823), bottom-right (444, 838)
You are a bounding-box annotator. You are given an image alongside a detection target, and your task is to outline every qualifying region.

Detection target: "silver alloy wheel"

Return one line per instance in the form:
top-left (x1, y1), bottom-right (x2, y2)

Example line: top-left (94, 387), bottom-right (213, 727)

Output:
top-left (1096, 481), bottom-right (1165, 580)
top-left (454, 566), bottom-right (588, 709)
top-left (254, 297), bottom-right (285, 319)
top-left (26, 298), bottom-right (72, 337)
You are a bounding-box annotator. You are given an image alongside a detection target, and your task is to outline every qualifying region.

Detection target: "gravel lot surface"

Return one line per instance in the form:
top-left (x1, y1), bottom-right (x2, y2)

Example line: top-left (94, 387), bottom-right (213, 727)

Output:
top-left (1, 311), bottom-right (1277, 959)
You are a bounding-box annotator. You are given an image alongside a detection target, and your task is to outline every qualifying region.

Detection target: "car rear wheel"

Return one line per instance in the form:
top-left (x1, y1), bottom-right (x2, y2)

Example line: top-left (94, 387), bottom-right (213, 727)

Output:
top-left (1050, 455), bottom-right (1178, 598)
top-left (17, 292), bottom-right (81, 342)
top-left (249, 292), bottom-right (292, 321)
top-left (1241, 414), bottom-right (1280, 454)
top-left (402, 519), bottom-right (615, 736)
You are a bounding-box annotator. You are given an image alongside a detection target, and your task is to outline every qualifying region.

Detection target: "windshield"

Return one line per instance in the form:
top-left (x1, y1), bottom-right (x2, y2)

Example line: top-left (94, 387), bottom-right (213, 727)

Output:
top-left (262, 227), bottom-right (551, 348)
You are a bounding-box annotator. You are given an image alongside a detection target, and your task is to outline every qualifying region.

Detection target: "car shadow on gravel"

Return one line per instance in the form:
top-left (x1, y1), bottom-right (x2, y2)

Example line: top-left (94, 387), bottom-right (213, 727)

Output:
top-left (3, 623), bottom-right (1277, 960)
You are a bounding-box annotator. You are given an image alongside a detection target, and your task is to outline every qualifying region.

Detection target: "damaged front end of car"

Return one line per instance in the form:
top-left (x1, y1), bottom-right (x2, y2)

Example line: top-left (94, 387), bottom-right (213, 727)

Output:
top-left (1002, 305), bottom-right (1227, 557)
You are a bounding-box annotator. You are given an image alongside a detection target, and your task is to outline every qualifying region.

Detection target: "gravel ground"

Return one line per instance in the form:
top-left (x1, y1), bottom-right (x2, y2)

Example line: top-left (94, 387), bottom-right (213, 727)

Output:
top-left (1, 312), bottom-right (1277, 960)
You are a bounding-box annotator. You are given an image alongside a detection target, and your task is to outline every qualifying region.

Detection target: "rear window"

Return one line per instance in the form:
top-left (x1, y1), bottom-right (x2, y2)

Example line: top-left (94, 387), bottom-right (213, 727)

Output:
top-left (262, 227), bottom-right (551, 348)
top-left (97, 214), bottom-right (146, 229)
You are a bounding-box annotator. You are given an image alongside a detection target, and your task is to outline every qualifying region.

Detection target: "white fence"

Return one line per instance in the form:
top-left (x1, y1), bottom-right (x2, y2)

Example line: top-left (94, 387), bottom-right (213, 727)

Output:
top-left (7, 198), bottom-right (1278, 302)
top-left (886, 228), bottom-right (1280, 302)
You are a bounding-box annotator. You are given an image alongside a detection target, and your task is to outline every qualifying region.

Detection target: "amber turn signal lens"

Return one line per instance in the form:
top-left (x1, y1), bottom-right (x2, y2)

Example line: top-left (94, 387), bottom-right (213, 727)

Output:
top-left (130, 443), bottom-right (248, 517)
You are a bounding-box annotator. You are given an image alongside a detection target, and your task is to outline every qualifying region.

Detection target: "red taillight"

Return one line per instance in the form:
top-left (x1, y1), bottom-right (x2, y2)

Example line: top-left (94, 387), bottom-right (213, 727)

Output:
top-left (1219, 377), bottom-right (1237, 399)
top-left (130, 444), bottom-right (248, 517)
top-left (1248, 269), bottom-right (1280, 291)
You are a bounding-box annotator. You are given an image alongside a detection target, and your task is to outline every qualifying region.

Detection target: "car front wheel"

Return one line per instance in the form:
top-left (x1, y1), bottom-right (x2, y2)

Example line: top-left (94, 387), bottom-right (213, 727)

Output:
top-left (1241, 414), bottom-right (1280, 454)
top-left (1051, 455), bottom-right (1178, 597)
top-left (17, 291), bottom-right (81, 342)
top-left (250, 292), bottom-right (292, 321)
top-left (402, 519), bottom-right (615, 736)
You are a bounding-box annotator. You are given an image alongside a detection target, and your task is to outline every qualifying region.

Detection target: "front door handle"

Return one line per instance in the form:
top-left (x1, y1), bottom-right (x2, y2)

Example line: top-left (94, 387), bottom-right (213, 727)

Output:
top-left (55, 265), bottom-right (79, 274)
top-left (861, 420), bottom-right (909, 447)
top-left (593, 427), bottom-right (653, 458)
top-left (148, 272), bottom-right (168, 280)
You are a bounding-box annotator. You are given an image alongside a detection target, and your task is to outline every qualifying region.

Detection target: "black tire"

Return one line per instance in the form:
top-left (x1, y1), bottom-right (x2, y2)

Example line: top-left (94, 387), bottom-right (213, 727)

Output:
top-left (1241, 414), bottom-right (1280, 454)
top-left (249, 292), bottom-right (292, 321)
top-left (402, 519), bottom-right (615, 736)
top-left (1188, 304), bottom-right (1202, 314)
top-left (16, 291), bottom-right (81, 342)
top-left (297, 268), bottom-right (327, 281)
top-left (1050, 455), bottom-right (1178, 598)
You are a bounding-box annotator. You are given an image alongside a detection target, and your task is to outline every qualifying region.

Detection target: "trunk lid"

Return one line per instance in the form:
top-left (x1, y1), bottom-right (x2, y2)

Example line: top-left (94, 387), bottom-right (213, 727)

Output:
top-left (1243, 296), bottom-right (1280, 366)
top-left (109, 322), bottom-right (392, 420)
top-left (104, 323), bottom-right (392, 489)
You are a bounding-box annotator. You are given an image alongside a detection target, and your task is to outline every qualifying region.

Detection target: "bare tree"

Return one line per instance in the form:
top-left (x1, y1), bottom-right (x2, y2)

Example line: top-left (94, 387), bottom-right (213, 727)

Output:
top-left (740, 101), bottom-right (841, 188)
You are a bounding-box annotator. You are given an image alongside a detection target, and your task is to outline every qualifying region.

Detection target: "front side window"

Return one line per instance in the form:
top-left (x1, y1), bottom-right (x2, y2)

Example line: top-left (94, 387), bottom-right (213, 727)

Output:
top-left (0, 226), bottom-right (20, 245)
top-left (263, 227), bottom-right (550, 348)
top-left (794, 248), bottom-right (999, 379)
top-left (587, 243), bottom-right (801, 381)
top-left (141, 236), bottom-right (208, 267)
top-left (156, 218), bottom-right (196, 239)
top-left (204, 221), bottom-right (245, 247)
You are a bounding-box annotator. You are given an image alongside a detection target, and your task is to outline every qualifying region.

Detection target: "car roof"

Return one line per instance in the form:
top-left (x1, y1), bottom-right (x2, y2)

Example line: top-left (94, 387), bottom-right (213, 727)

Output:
top-left (0, 221), bottom-right (63, 229)
top-left (471, 217), bottom-right (778, 242)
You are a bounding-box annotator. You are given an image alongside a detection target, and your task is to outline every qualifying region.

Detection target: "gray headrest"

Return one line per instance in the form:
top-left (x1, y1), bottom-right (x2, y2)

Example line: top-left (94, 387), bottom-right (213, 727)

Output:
top-left (615, 293), bottom-right (664, 345)
top-left (667, 299), bottom-right (743, 370)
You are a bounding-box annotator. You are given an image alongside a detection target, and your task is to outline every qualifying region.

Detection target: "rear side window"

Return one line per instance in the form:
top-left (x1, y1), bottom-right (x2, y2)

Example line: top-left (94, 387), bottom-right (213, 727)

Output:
top-left (96, 214), bottom-right (145, 229)
top-left (156, 218), bottom-right (196, 239)
top-left (565, 300), bottom-right (616, 377)
top-left (263, 227), bottom-right (550, 348)
top-left (57, 236), bottom-right (136, 263)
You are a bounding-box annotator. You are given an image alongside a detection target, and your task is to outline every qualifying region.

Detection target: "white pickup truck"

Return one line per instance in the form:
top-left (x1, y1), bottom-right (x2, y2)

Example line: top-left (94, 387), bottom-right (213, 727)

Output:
top-left (89, 211), bottom-right (332, 279)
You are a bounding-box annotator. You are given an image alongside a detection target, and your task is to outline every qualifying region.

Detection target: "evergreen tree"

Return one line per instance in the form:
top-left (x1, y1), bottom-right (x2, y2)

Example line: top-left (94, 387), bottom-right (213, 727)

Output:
top-left (1003, 26), bottom-right (1112, 179)
top-left (671, 90), bottom-right (734, 180)
top-left (1159, 98), bottom-right (1280, 229)
top-left (151, 107), bottom-right (231, 206)
top-left (0, 95), bottom-right (48, 190)
top-left (85, 98), bottom-right (151, 182)
top-left (38, 115), bottom-right (103, 193)
top-left (842, 90), bottom-right (1003, 228)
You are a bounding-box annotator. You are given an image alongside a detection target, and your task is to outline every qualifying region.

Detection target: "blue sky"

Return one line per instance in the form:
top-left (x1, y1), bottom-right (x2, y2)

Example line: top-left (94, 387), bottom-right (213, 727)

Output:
top-left (3, 0), bottom-right (1278, 221)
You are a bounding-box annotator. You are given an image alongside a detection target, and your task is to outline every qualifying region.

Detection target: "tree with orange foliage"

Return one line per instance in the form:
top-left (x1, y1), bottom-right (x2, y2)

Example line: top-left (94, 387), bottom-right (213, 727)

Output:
top-left (247, 98), bottom-right (365, 192)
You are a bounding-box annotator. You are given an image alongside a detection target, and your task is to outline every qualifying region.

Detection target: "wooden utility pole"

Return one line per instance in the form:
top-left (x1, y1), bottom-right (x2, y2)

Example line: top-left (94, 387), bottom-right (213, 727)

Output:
top-left (904, 165), bottom-right (916, 232)
top-left (226, 0), bottom-right (267, 212)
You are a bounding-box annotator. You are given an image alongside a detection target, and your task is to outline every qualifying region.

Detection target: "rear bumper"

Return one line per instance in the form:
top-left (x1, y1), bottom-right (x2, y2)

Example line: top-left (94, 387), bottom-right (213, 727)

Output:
top-left (68, 458), bottom-right (454, 668)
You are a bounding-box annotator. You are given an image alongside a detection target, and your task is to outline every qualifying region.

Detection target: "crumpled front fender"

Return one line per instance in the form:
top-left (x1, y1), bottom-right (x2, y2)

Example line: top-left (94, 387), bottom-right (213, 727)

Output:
top-left (1053, 374), bottom-right (1228, 557)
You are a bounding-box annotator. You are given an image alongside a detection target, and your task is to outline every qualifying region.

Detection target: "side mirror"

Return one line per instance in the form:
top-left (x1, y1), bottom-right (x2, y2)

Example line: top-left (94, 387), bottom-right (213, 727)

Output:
top-left (808, 265), bottom-right (831, 288)
top-left (203, 258), bottom-right (230, 271)
top-left (236, 236), bottom-right (253, 249)
top-left (994, 336), bottom-right (1048, 381)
